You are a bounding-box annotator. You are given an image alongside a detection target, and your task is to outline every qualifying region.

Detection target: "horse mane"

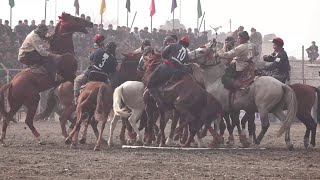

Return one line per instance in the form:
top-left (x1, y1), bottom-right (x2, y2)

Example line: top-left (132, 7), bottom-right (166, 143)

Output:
top-left (142, 54), bottom-right (163, 85)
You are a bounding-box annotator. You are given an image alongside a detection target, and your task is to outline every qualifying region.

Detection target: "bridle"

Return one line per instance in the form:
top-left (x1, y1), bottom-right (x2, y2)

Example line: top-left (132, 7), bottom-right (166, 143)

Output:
top-left (191, 47), bottom-right (221, 69)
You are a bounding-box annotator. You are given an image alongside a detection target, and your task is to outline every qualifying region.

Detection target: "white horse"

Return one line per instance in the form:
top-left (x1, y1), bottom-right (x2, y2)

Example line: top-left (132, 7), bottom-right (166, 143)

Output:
top-left (108, 81), bottom-right (146, 146)
top-left (188, 46), bottom-right (298, 150)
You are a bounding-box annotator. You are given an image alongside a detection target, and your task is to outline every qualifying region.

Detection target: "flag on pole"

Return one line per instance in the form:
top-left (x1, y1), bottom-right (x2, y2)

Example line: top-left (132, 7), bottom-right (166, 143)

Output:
top-left (171, 0), bottom-right (177, 13)
top-left (197, 0), bottom-right (202, 18)
top-left (126, 0), bottom-right (130, 13)
top-left (150, 0), bottom-right (156, 17)
top-left (100, 0), bottom-right (106, 15)
top-left (74, 0), bottom-right (79, 15)
top-left (9, 0), bottom-right (15, 8)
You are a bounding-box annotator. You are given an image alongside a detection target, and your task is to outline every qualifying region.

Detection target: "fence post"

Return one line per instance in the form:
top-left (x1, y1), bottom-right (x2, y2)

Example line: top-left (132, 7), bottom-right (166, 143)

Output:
top-left (0, 63), bottom-right (9, 84)
top-left (302, 46), bottom-right (305, 84)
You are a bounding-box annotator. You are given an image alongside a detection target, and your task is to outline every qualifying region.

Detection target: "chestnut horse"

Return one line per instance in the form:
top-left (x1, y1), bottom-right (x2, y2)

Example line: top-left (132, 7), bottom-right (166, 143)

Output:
top-left (0, 13), bottom-right (93, 146)
top-left (65, 82), bottom-right (113, 151)
top-left (142, 55), bottom-right (223, 147)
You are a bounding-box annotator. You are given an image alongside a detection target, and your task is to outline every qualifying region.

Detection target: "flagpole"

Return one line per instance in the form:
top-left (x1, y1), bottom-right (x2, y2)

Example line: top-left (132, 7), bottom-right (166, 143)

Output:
top-left (127, 11), bottom-right (129, 27)
top-left (130, 11), bottom-right (137, 30)
top-left (55, 0), bottom-right (57, 24)
top-left (117, 0), bottom-right (119, 26)
top-left (10, 7), bottom-right (12, 28)
top-left (45, 0), bottom-right (47, 24)
top-left (172, 11), bottom-right (175, 30)
top-left (100, 15), bottom-right (102, 24)
top-left (151, 17), bottom-right (153, 33)
top-left (179, 0), bottom-right (181, 22)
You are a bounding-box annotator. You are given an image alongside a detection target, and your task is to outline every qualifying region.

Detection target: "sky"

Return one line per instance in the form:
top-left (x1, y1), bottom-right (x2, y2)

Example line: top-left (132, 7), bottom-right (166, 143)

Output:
top-left (0, 0), bottom-right (319, 58)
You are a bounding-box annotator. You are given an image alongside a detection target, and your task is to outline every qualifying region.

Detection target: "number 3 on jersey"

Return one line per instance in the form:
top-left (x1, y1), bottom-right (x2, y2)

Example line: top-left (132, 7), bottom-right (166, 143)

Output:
top-left (177, 48), bottom-right (186, 61)
top-left (99, 53), bottom-right (109, 68)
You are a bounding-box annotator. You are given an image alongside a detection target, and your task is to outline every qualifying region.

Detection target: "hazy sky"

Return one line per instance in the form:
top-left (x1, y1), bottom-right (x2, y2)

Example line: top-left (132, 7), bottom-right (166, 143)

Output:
top-left (0, 0), bottom-right (319, 57)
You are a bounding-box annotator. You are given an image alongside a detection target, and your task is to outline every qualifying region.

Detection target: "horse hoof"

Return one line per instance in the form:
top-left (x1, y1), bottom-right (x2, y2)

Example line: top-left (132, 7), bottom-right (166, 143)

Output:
top-left (38, 141), bottom-right (46, 145)
top-left (65, 138), bottom-right (72, 145)
top-left (287, 144), bottom-right (294, 151)
top-left (70, 144), bottom-right (79, 149)
top-left (79, 138), bottom-right (86, 144)
top-left (102, 138), bottom-right (108, 145)
top-left (159, 143), bottom-right (166, 147)
top-left (165, 138), bottom-right (173, 146)
top-left (94, 146), bottom-right (101, 151)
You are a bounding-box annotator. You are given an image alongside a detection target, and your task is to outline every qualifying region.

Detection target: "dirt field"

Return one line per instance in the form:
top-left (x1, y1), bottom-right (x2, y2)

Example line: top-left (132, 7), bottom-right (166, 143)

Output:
top-left (0, 120), bottom-right (320, 180)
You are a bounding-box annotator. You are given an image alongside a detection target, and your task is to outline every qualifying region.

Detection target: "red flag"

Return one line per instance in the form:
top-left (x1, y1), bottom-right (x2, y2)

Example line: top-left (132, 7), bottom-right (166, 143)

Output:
top-left (150, 0), bottom-right (156, 17)
top-left (74, 0), bottom-right (79, 15)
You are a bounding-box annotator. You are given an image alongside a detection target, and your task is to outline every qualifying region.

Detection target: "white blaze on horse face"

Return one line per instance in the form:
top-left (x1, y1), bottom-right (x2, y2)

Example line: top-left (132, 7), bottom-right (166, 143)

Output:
top-left (189, 47), bottom-right (207, 64)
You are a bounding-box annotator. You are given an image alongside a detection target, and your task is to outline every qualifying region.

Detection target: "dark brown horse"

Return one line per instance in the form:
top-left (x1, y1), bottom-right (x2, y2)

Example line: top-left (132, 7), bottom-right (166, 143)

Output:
top-left (0, 13), bottom-right (93, 146)
top-left (65, 82), bottom-right (113, 151)
top-left (142, 54), bottom-right (223, 147)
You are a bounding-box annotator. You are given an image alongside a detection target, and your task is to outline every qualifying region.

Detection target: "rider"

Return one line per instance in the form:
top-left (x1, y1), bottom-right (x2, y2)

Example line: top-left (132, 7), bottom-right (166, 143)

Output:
top-left (73, 34), bottom-right (118, 104)
top-left (18, 24), bottom-right (62, 83)
top-left (218, 31), bottom-right (257, 90)
top-left (262, 37), bottom-right (290, 83)
top-left (136, 39), bottom-right (152, 71)
top-left (147, 36), bottom-right (190, 109)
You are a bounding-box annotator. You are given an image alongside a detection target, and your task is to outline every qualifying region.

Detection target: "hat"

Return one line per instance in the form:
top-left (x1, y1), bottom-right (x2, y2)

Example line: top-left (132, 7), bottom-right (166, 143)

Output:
top-left (180, 36), bottom-right (189, 43)
top-left (272, 37), bottom-right (284, 47)
top-left (93, 34), bottom-right (105, 44)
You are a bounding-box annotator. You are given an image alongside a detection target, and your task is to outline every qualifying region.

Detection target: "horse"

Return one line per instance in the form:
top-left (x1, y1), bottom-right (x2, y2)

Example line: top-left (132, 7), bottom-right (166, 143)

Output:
top-left (65, 82), bottom-right (113, 150)
top-left (0, 12), bottom-right (93, 146)
top-left (142, 54), bottom-right (223, 147)
top-left (189, 44), bottom-right (298, 150)
top-left (34, 51), bottom-right (142, 143)
top-left (241, 83), bottom-right (320, 148)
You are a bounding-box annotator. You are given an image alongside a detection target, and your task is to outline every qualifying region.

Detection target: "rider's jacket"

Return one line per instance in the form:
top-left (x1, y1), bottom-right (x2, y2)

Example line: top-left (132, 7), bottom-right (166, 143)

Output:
top-left (162, 43), bottom-right (189, 66)
top-left (87, 47), bottom-right (118, 75)
top-left (219, 42), bottom-right (256, 71)
top-left (263, 49), bottom-right (290, 75)
top-left (18, 30), bottom-right (50, 60)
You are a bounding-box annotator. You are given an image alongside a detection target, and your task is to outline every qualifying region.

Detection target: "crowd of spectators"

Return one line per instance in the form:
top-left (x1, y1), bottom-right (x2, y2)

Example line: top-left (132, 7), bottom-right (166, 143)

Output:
top-left (0, 14), bottom-right (210, 72)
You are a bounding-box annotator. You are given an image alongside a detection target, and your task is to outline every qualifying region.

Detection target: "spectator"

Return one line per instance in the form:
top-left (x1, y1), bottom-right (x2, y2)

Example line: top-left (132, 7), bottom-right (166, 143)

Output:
top-left (30, 20), bottom-right (37, 31)
top-left (14, 20), bottom-right (25, 44)
top-left (47, 20), bottom-right (55, 34)
top-left (250, 28), bottom-right (263, 61)
top-left (23, 19), bottom-right (30, 34)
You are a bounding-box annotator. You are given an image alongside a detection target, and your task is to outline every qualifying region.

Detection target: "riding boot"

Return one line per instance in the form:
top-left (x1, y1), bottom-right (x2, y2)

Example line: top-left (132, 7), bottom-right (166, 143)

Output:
top-left (148, 88), bottom-right (165, 109)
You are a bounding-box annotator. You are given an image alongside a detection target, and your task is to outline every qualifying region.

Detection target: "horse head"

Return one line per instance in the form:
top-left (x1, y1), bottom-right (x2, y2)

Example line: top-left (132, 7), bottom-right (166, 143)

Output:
top-left (49, 12), bottom-right (93, 54)
top-left (188, 45), bottom-right (220, 68)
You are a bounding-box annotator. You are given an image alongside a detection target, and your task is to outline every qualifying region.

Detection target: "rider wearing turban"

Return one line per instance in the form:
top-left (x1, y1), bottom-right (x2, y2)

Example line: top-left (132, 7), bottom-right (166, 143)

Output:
top-left (18, 24), bottom-right (63, 83)
top-left (262, 37), bottom-right (290, 83)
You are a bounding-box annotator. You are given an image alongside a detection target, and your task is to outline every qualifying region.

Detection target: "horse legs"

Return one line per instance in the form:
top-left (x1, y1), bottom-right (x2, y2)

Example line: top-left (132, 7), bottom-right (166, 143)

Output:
top-left (119, 118), bottom-right (127, 145)
top-left (59, 106), bottom-right (75, 138)
top-left (65, 105), bottom-right (84, 148)
top-left (240, 112), bottom-right (255, 146)
top-left (298, 113), bottom-right (317, 148)
top-left (273, 109), bottom-right (294, 150)
top-left (166, 110), bottom-right (179, 146)
top-left (254, 111), bottom-right (270, 146)
top-left (24, 95), bottom-right (46, 145)
top-left (79, 113), bottom-right (93, 144)
top-left (94, 120), bottom-right (107, 151)
top-left (0, 101), bottom-right (22, 146)
top-left (145, 103), bottom-right (156, 145)
top-left (159, 110), bottom-right (167, 147)
top-left (127, 110), bottom-right (144, 145)
top-left (108, 114), bottom-right (120, 147)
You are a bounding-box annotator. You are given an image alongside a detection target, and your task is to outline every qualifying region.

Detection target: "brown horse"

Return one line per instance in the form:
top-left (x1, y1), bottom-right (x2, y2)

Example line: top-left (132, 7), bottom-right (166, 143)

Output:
top-left (0, 13), bottom-right (93, 146)
top-left (142, 55), bottom-right (223, 147)
top-left (65, 82), bottom-right (113, 151)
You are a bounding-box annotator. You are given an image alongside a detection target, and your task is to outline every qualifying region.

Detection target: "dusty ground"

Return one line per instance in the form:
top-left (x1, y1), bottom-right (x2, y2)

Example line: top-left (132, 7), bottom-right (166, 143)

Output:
top-left (0, 120), bottom-right (320, 180)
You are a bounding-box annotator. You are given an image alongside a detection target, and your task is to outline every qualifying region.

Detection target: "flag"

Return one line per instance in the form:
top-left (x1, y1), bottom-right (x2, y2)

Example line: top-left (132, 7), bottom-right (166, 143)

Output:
top-left (150, 0), bottom-right (156, 17)
top-left (171, 0), bottom-right (177, 13)
top-left (74, 0), bottom-right (79, 15)
top-left (197, 0), bottom-right (202, 18)
top-left (100, 0), bottom-right (106, 15)
top-left (126, 0), bottom-right (130, 12)
top-left (9, 0), bottom-right (14, 8)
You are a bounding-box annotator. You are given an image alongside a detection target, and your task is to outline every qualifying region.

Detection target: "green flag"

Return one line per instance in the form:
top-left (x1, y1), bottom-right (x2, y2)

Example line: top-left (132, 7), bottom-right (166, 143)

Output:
top-left (197, 0), bottom-right (202, 18)
top-left (126, 0), bottom-right (130, 12)
top-left (9, 0), bottom-right (15, 8)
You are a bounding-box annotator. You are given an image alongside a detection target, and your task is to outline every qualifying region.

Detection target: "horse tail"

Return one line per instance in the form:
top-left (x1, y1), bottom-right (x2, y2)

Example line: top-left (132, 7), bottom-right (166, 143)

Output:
top-left (0, 83), bottom-right (12, 118)
top-left (95, 84), bottom-right (112, 122)
top-left (312, 86), bottom-right (320, 123)
top-left (34, 88), bottom-right (57, 121)
top-left (113, 85), bottom-right (131, 118)
top-left (277, 84), bottom-right (298, 137)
